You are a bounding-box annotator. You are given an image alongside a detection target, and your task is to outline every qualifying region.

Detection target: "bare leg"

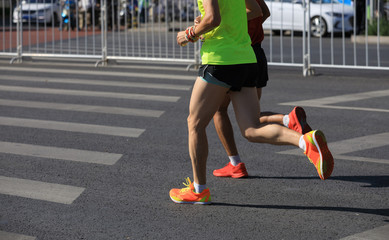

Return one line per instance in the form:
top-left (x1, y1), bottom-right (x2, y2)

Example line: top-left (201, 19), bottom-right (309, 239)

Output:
top-left (213, 94), bottom-right (238, 157)
top-left (213, 87), bottom-right (287, 159)
top-left (260, 113), bottom-right (284, 125)
top-left (257, 88), bottom-right (285, 125)
top-left (230, 87), bottom-right (301, 146)
top-left (188, 78), bottom-right (229, 185)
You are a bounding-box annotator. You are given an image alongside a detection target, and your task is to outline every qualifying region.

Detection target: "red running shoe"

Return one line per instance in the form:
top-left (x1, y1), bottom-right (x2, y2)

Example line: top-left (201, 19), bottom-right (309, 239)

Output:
top-left (288, 106), bottom-right (312, 134)
top-left (213, 162), bottom-right (248, 178)
top-left (303, 130), bottom-right (334, 180)
top-left (169, 178), bottom-right (211, 204)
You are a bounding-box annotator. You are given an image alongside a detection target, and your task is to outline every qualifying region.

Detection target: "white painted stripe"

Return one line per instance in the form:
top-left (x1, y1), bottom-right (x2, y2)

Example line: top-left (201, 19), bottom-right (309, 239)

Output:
top-left (0, 141), bottom-right (122, 165)
top-left (0, 231), bottom-right (36, 240)
top-left (322, 132), bottom-right (389, 155)
top-left (280, 90), bottom-right (389, 113)
top-left (284, 104), bottom-right (389, 113)
top-left (0, 85), bottom-right (180, 102)
top-left (278, 133), bottom-right (389, 165)
top-left (339, 224), bottom-right (389, 240)
top-left (0, 99), bottom-right (164, 117)
top-left (0, 116), bottom-right (145, 138)
top-left (0, 66), bottom-right (195, 81)
top-left (0, 75), bottom-right (192, 91)
top-left (0, 59), bottom-right (191, 72)
top-left (0, 176), bottom-right (85, 204)
top-left (333, 155), bottom-right (389, 165)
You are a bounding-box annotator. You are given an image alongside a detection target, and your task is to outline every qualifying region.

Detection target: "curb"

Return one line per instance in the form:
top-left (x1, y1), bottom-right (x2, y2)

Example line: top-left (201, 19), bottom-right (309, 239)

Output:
top-left (351, 35), bottom-right (389, 44)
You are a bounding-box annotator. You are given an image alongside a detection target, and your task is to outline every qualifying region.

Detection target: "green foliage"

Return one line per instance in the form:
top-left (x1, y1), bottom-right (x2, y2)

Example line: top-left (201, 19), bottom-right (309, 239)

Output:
top-left (368, 18), bottom-right (389, 36)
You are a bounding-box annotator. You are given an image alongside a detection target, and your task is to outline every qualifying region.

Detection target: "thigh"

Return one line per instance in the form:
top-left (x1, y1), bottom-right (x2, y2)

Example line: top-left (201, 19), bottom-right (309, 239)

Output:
top-left (189, 77), bottom-right (230, 127)
top-left (229, 87), bottom-right (261, 132)
top-left (217, 94), bottom-right (231, 112)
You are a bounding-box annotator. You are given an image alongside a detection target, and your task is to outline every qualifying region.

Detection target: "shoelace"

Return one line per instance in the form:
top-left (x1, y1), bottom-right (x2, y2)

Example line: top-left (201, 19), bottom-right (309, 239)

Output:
top-left (179, 177), bottom-right (192, 193)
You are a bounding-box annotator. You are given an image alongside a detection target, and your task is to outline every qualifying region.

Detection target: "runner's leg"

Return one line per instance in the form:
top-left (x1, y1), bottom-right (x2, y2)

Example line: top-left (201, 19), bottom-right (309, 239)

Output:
top-left (230, 87), bottom-right (301, 146)
top-left (188, 77), bottom-right (229, 185)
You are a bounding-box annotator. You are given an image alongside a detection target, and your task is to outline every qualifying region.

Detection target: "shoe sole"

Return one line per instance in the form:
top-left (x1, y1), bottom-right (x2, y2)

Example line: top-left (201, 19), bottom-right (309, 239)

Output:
top-left (294, 106), bottom-right (312, 134)
top-left (213, 172), bottom-right (248, 178)
top-left (312, 130), bottom-right (334, 180)
top-left (170, 196), bottom-right (211, 205)
top-left (231, 172), bottom-right (248, 178)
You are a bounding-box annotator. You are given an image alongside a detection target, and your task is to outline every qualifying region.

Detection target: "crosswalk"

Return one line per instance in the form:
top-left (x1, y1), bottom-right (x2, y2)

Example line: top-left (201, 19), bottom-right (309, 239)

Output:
top-left (0, 62), bottom-right (194, 239)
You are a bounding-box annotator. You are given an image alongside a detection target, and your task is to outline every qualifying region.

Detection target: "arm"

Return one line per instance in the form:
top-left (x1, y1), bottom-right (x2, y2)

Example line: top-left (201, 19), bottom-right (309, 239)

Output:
top-left (177, 0), bottom-right (221, 46)
top-left (258, 0), bottom-right (270, 22)
top-left (245, 0), bottom-right (263, 20)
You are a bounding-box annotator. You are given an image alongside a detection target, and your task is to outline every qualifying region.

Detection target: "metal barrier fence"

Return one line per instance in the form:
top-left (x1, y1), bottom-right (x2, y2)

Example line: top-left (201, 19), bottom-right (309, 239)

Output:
top-left (1, 0), bottom-right (389, 74)
top-left (1, 0), bottom-right (200, 66)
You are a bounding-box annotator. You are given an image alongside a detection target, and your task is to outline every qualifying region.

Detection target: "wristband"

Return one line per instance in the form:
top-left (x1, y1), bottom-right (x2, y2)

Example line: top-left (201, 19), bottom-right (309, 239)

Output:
top-left (185, 26), bottom-right (199, 43)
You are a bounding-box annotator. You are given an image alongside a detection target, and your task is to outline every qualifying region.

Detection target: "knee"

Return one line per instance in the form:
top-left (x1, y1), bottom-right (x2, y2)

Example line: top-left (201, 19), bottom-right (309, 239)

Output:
top-left (213, 107), bottom-right (228, 121)
top-left (187, 114), bottom-right (205, 133)
top-left (241, 128), bottom-right (258, 143)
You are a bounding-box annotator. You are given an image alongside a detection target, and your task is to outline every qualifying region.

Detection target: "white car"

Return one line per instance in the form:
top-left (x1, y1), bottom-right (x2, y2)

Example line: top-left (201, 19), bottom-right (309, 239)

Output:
top-left (263, 0), bottom-right (354, 37)
top-left (13, 0), bottom-right (61, 25)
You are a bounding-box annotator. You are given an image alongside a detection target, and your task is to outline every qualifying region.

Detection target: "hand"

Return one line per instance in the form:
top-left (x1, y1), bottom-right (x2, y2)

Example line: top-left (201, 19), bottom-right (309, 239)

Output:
top-left (194, 15), bottom-right (201, 26)
top-left (177, 30), bottom-right (189, 47)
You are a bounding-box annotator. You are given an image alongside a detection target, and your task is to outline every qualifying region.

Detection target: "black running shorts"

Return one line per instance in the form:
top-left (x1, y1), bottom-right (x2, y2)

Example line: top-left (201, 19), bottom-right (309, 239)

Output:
top-left (252, 43), bottom-right (269, 88)
top-left (198, 63), bottom-right (258, 92)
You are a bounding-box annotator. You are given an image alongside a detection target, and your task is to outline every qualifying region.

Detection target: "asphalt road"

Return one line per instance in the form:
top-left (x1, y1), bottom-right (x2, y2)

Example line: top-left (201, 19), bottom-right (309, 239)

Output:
top-left (0, 57), bottom-right (388, 240)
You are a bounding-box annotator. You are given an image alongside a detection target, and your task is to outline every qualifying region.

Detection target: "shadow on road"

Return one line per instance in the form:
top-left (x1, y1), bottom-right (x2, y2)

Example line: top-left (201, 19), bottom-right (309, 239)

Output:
top-left (246, 175), bottom-right (389, 188)
top-left (212, 202), bottom-right (389, 217)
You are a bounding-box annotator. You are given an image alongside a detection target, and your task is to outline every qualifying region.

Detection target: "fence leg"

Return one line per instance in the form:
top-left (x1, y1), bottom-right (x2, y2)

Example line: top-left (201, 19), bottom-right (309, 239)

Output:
top-left (10, 0), bottom-right (22, 64)
top-left (96, 0), bottom-right (108, 67)
top-left (302, 0), bottom-right (314, 76)
top-left (303, 54), bottom-right (315, 76)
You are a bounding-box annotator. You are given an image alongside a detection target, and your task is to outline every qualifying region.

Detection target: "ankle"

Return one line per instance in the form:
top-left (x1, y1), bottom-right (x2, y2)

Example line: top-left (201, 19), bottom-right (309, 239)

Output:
top-left (193, 182), bottom-right (207, 193)
top-left (229, 155), bottom-right (242, 166)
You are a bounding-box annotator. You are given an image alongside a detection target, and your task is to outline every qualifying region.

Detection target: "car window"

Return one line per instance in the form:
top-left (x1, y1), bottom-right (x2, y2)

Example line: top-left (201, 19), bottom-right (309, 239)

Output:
top-left (311, 0), bottom-right (338, 3)
top-left (24, 0), bottom-right (57, 3)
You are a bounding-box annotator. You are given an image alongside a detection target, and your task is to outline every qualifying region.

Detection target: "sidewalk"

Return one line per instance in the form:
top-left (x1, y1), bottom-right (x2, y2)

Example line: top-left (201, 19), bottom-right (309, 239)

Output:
top-left (0, 27), bottom-right (101, 51)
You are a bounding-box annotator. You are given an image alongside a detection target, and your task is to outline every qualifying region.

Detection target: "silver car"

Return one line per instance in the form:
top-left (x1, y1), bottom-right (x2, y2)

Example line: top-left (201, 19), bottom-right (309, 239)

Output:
top-left (263, 0), bottom-right (354, 37)
top-left (13, 0), bottom-right (61, 25)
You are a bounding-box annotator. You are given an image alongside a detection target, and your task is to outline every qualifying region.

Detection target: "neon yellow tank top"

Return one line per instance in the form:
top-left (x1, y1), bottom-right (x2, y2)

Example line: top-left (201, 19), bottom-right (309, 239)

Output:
top-left (197, 0), bottom-right (256, 65)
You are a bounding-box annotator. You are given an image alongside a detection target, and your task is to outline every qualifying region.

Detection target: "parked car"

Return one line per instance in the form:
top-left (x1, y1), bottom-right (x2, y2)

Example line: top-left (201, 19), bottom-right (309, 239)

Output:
top-left (13, 0), bottom-right (61, 25)
top-left (262, 0), bottom-right (354, 37)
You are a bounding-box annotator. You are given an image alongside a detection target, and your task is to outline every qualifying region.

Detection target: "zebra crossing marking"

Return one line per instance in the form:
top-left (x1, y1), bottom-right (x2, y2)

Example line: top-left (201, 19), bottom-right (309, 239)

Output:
top-left (0, 141), bottom-right (122, 165)
top-left (278, 132), bottom-right (389, 165)
top-left (0, 85), bottom-right (180, 102)
top-left (0, 66), bottom-right (195, 81)
top-left (0, 116), bottom-right (145, 138)
top-left (0, 176), bottom-right (85, 204)
top-left (0, 60), bottom-right (193, 72)
top-left (0, 231), bottom-right (36, 240)
top-left (339, 224), bottom-right (389, 240)
top-left (0, 75), bottom-right (192, 91)
top-left (280, 89), bottom-right (389, 113)
top-left (0, 99), bottom-right (164, 117)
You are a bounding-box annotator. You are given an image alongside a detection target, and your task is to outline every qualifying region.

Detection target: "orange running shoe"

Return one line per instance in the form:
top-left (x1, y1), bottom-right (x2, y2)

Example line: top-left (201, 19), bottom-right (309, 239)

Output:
top-left (213, 162), bottom-right (248, 178)
top-left (288, 106), bottom-right (312, 134)
top-left (303, 130), bottom-right (334, 180)
top-left (169, 178), bottom-right (211, 204)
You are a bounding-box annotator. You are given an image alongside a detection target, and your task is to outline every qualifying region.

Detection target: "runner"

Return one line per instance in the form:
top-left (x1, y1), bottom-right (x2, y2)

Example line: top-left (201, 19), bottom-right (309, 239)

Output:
top-left (169, 0), bottom-right (334, 205)
top-left (212, 0), bottom-right (312, 178)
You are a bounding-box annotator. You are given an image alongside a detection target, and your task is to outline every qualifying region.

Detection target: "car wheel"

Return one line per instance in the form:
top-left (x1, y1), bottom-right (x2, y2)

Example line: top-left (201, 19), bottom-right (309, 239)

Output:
top-left (310, 16), bottom-right (327, 37)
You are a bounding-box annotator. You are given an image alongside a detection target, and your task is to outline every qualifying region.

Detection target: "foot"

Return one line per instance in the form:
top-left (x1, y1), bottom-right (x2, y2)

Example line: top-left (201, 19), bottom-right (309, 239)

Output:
top-left (303, 130), bottom-right (334, 180)
top-left (288, 106), bottom-right (312, 134)
top-left (213, 162), bottom-right (248, 178)
top-left (169, 178), bottom-right (211, 204)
